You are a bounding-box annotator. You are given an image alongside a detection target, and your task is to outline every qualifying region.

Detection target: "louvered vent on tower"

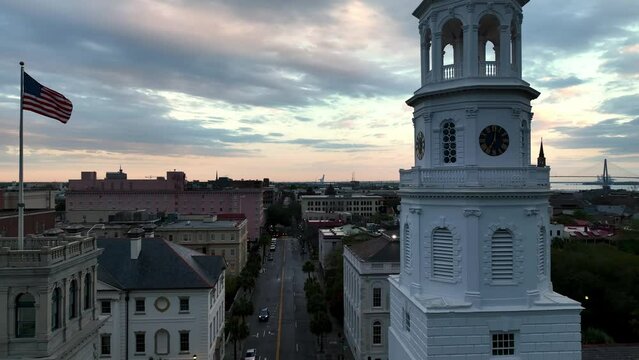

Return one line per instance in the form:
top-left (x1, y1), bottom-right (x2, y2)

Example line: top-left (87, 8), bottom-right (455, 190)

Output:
top-left (432, 228), bottom-right (454, 280)
top-left (538, 226), bottom-right (546, 277)
top-left (491, 229), bottom-right (513, 281)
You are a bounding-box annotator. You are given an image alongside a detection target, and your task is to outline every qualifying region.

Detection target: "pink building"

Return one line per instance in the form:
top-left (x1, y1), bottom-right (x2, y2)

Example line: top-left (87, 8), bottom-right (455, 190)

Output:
top-left (66, 170), bottom-right (265, 241)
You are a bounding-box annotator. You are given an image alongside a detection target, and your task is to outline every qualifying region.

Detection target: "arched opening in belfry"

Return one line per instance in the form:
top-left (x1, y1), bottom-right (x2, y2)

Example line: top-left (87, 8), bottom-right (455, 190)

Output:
top-left (478, 14), bottom-right (500, 76)
top-left (441, 18), bottom-right (464, 79)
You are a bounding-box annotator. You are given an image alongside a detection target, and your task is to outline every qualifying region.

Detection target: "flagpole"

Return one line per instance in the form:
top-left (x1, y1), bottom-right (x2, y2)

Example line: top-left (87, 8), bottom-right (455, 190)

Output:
top-left (18, 61), bottom-right (24, 250)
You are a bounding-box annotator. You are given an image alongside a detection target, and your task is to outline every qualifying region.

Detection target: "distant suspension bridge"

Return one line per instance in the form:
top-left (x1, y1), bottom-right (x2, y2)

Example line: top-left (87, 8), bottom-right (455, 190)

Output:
top-left (550, 159), bottom-right (639, 190)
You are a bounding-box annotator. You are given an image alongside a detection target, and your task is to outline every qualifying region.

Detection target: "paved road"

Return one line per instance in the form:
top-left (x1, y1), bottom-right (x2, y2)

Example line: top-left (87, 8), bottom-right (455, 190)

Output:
top-left (239, 236), bottom-right (315, 360)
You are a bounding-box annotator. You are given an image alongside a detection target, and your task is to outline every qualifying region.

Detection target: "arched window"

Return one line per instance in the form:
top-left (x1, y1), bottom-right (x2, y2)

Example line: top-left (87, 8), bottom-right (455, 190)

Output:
top-left (491, 229), bottom-right (513, 281)
top-left (372, 321), bottom-right (382, 345)
top-left (441, 121), bottom-right (457, 164)
top-left (479, 14), bottom-right (501, 77)
top-left (403, 223), bottom-right (411, 271)
top-left (51, 287), bottom-right (61, 331)
top-left (538, 227), bottom-right (546, 277)
top-left (432, 228), bottom-right (454, 280)
top-left (441, 18), bottom-right (464, 80)
top-left (69, 280), bottom-right (78, 319)
top-left (16, 293), bottom-right (36, 338)
top-left (84, 273), bottom-right (92, 310)
top-left (155, 329), bottom-right (170, 355)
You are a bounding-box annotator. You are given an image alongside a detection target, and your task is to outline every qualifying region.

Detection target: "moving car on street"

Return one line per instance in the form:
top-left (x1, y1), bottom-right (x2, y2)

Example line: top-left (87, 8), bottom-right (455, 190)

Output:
top-left (258, 307), bottom-right (270, 321)
top-left (245, 348), bottom-right (256, 360)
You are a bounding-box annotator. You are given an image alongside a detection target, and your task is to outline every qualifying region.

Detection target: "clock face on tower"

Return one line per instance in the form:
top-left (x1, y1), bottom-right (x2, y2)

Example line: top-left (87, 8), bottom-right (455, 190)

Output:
top-left (415, 131), bottom-right (425, 160)
top-left (479, 125), bottom-right (509, 156)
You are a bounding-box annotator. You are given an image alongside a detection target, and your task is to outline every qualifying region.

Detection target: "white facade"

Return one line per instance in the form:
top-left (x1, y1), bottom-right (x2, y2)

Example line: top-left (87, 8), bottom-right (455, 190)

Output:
top-left (97, 276), bottom-right (225, 360)
top-left (344, 239), bottom-right (400, 360)
top-left (0, 235), bottom-right (104, 360)
top-left (389, 1), bottom-right (582, 359)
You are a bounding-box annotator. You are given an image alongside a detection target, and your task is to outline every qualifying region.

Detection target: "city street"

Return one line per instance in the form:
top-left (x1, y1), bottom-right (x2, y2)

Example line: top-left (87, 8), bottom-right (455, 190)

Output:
top-left (238, 236), bottom-right (316, 360)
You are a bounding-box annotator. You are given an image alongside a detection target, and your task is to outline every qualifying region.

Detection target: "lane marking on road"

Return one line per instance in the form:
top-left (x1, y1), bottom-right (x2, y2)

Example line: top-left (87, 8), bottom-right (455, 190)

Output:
top-left (263, 330), bottom-right (266, 337)
top-left (296, 343), bottom-right (299, 352)
top-left (275, 239), bottom-right (286, 360)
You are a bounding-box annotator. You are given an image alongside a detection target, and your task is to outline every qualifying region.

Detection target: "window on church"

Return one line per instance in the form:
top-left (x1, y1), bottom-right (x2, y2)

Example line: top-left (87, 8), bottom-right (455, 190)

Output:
top-left (84, 273), bottom-right (92, 310)
top-left (372, 321), bottom-right (382, 345)
top-left (16, 293), bottom-right (36, 338)
top-left (69, 280), bottom-right (78, 319)
top-left (492, 332), bottom-right (515, 356)
top-left (372, 287), bottom-right (381, 308)
top-left (51, 287), bottom-right (61, 331)
top-left (101, 333), bottom-right (112, 355)
top-left (491, 229), bottom-right (514, 281)
top-left (442, 121), bottom-right (457, 164)
top-left (538, 227), bottom-right (546, 277)
top-left (404, 309), bottom-right (411, 332)
top-left (403, 223), bottom-right (411, 271)
top-left (432, 228), bottom-right (454, 280)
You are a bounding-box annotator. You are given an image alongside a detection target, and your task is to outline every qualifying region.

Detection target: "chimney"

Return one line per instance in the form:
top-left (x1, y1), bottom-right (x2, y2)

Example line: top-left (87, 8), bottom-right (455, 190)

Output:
top-left (142, 224), bottom-right (156, 238)
top-left (127, 228), bottom-right (145, 260)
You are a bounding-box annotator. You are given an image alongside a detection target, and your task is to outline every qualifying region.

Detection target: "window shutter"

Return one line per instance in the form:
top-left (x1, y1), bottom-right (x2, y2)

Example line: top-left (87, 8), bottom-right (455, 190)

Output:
top-left (538, 227), bottom-right (546, 276)
top-left (432, 228), bottom-right (454, 280)
top-left (491, 229), bottom-right (513, 281)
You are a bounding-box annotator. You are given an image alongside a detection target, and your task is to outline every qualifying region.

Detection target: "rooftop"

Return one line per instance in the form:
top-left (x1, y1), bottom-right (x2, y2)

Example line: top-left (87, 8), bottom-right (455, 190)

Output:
top-left (346, 234), bottom-right (400, 264)
top-left (98, 237), bottom-right (225, 290)
top-left (157, 219), bottom-right (241, 230)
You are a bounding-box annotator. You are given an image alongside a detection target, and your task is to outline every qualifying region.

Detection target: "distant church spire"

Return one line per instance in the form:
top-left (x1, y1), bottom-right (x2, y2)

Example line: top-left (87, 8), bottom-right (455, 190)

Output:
top-left (537, 138), bottom-right (546, 167)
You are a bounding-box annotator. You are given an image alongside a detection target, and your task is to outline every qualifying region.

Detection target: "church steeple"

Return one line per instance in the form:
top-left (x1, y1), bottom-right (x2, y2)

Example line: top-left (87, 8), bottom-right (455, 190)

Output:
top-left (537, 139), bottom-right (546, 167)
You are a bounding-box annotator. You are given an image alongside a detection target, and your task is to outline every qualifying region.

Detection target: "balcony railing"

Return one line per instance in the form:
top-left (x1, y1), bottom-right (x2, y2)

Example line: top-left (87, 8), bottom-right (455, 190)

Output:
top-left (480, 61), bottom-right (499, 77)
top-left (0, 236), bottom-right (98, 268)
top-left (442, 64), bottom-right (463, 80)
top-left (399, 166), bottom-right (550, 189)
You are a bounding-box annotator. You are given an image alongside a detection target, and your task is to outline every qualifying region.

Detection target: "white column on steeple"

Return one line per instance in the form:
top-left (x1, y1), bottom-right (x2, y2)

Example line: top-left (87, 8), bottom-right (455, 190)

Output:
top-left (432, 32), bottom-right (443, 81)
top-left (499, 24), bottom-right (511, 76)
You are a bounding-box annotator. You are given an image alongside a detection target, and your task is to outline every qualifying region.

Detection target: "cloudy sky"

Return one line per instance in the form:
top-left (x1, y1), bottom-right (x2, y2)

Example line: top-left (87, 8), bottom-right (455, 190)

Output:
top-left (0, 0), bottom-right (638, 182)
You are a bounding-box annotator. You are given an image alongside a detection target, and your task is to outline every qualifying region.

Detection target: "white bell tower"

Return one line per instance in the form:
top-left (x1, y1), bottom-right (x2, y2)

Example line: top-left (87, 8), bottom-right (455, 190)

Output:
top-left (388, 1), bottom-right (582, 359)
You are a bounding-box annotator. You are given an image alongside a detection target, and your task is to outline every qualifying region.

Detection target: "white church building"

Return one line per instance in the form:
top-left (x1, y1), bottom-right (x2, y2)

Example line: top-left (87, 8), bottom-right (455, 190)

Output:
top-left (388, 1), bottom-right (582, 359)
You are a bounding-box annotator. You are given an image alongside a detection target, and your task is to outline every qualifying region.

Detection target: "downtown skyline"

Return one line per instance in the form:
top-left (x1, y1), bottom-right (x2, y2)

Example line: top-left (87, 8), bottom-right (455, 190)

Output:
top-left (0, 0), bottom-right (638, 182)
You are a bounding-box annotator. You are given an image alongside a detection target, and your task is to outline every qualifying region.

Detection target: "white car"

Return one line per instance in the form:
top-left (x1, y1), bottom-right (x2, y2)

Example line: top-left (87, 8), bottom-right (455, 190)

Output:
top-left (245, 348), bottom-right (256, 360)
top-left (269, 244), bottom-right (276, 251)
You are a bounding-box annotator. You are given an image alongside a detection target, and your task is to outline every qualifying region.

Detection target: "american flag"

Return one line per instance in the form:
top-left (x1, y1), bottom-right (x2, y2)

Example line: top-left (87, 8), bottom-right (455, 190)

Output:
top-left (22, 72), bottom-right (73, 124)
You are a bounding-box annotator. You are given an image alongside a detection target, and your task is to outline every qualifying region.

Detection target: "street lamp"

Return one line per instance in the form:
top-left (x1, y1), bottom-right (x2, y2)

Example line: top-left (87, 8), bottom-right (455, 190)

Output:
top-left (87, 223), bottom-right (105, 237)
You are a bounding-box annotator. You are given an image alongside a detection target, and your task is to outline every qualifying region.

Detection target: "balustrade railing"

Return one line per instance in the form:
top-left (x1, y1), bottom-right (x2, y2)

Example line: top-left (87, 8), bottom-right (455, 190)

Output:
top-left (399, 166), bottom-right (550, 189)
top-left (480, 61), bottom-right (499, 77)
top-left (442, 64), bottom-right (462, 80)
top-left (0, 235), bottom-right (97, 268)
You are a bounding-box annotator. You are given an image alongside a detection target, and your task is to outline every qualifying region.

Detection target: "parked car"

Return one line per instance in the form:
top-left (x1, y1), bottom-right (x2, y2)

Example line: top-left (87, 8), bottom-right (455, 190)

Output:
top-left (270, 244), bottom-right (276, 251)
top-left (267, 254), bottom-right (273, 261)
top-left (258, 307), bottom-right (270, 321)
top-left (245, 348), bottom-right (256, 360)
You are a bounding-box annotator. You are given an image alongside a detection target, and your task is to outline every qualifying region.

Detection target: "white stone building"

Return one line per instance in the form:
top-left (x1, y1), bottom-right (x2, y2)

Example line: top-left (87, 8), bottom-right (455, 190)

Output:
top-left (0, 232), bottom-right (104, 359)
top-left (388, 1), bottom-right (582, 359)
top-left (97, 228), bottom-right (226, 360)
top-left (300, 195), bottom-right (383, 221)
top-left (344, 233), bottom-right (400, 360)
